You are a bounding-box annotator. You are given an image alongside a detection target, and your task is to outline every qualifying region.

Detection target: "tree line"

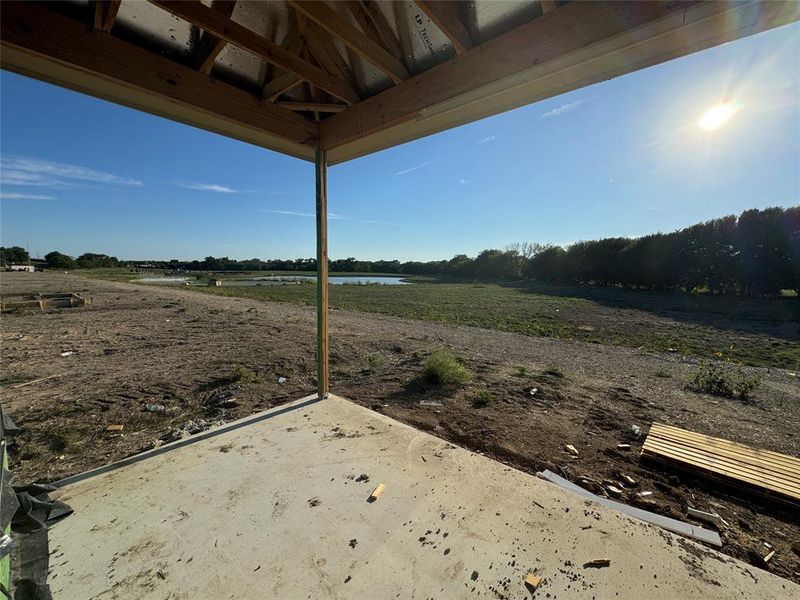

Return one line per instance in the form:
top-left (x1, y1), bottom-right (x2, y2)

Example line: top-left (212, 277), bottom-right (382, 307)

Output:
top-left (4, 206), bottom-right (797, 295)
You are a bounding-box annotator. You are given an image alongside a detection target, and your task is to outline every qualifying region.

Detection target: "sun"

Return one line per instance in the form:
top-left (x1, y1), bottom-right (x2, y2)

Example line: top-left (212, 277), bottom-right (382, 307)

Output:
top-left (697, 101), bottom-right (739, 132)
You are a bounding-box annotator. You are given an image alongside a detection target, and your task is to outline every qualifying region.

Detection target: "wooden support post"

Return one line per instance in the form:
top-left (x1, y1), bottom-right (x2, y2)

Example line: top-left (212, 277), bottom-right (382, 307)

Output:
top-left (315, 147), bottom-right (329, 399)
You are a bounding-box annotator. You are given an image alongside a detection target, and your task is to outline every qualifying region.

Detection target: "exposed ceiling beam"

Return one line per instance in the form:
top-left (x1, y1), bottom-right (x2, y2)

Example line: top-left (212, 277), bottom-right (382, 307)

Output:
top-left (346, 1), bottom-right (403, 61)
top-left (0, 1), bottom-right (316, 160)
top-left (277, 101), bottom-right (347, 113)
top-left (306, 22), bottom-right (363, 100)
top-left (149, 1), bottom-right (359, 104)
top-left (262, 71), bottom-right (303, 102)
top-left (414, 1), bottom-right (473, 55)
top-left (196, 0), bottom-right (237, 75)
top-left (92, 0), bottom-right (122, 33)
top-left (287, 0), bottom-right (409, 84)
top-left (322, 0), bottom-right (799, 161)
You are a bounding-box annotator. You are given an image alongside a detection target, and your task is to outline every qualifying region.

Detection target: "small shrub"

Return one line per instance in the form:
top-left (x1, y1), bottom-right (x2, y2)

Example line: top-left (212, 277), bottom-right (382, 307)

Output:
top-left (514, 366), bottom-right (530, 377)
top-left (473, 388), bottom-right (494, 408)
top-left (366, 353), bottom-right (385, 370)
top-left (423, 348), bottom-right (471, 386)
top-left (687, 361), bottom-right (760, 400)
top-left (653, 369), bottom-right (671, 378)
top-left (229, 366), bottom-right (256, 384)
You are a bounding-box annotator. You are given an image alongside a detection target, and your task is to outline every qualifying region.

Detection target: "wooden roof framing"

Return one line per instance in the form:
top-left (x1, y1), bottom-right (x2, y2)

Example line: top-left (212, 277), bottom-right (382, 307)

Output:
top-left (1, 1), bottom-right (798, 165)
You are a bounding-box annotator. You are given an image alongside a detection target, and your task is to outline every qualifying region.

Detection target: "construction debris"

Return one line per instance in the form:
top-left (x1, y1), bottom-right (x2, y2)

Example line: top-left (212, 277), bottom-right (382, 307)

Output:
top-left (621, 474), bottom-right (636, 486)
top-left (368, 483), bottom-right (385, 502)
top-left (642, 422), bottom-right (800, 506)
top-left (565, 444), bottom-right (579, 456)
top-left (105, 424), bottom-right (124, 432)
top-left (537, 470), bottom-right (721, 546)
top-left (607, 485), bottom-right (623, 497)
top-left (524, 572), bottom-right (542, 590)
top-left (10, 372), bottom-right (68, 389)
top-left (583, 559), bottom-right (611, 568)
top-left (616, 443), bottom-right (631, 450)
top-left (687, 507), bottom-right (723, 526)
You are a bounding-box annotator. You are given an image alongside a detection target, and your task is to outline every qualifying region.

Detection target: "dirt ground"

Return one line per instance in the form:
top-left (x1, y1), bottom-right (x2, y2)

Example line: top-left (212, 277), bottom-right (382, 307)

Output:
top-left (1, 271), bottom-right (798, 582)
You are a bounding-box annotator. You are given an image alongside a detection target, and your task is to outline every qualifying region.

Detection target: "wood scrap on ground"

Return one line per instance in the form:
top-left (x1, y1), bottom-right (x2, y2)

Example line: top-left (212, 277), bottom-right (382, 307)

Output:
top-left (641, 423), bottom-right (800, 507)
top-left (524, 572), bottom-right (542, 590)
top-left (367, 483), bottom-right (385, 502)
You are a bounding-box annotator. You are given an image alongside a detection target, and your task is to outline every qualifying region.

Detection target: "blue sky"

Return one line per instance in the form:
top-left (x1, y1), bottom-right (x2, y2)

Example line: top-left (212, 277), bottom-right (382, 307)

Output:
top-left (1, 23), bottom-right (798, 262)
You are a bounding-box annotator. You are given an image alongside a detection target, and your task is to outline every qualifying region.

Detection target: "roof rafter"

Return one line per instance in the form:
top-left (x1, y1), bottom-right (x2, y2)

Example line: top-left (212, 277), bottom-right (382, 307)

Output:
top-left (414, 1), bottom-right (473, 55)
top-left (277, 101), bottom-right (347, 114)
top-left (321, 0), bottom-right (799, 160)
top-left (306, 22), bottom-right (363, 100)
top-left (287, 0), bottom-right (409, 84)
top-left (0, 1), bottom-right (316, 158)
top-left (92, 0), bottom-right (122, 34)
top-left (148, 0), bottom-right (359, 104)
top-left (345, 1), bottom-right (403, 62)
top-left (196, 0), bottom-right (237, 75)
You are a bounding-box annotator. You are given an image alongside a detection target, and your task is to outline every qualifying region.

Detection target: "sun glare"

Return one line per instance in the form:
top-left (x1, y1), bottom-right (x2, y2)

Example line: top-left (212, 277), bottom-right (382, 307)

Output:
top-left (697, 102), bottom-right (739, 131)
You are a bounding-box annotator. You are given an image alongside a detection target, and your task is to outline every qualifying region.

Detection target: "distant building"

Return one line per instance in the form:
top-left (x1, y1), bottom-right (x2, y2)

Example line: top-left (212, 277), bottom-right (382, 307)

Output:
top-left (7, 264), bottom-right (35, 272)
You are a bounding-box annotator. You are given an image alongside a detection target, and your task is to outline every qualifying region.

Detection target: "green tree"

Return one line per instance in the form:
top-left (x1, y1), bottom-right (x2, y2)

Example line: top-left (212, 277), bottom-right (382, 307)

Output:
top-left (45, 251), bottom-right (76, 270)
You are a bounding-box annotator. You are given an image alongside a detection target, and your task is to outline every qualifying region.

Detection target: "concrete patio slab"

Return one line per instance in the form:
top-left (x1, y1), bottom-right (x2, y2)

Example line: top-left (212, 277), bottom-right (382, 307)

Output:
top-left (48, 395), bottom-right (796, 599)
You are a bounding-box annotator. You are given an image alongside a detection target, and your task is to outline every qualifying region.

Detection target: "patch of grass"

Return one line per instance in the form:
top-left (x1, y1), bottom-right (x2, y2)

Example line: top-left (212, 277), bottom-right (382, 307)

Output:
top-left (48, 426), bottom-right (84, 453)
top-left (653, 369), bottom-right (672, 378)
top-left (423, 348), bottom-right (471, 386)
top-left (365, 353), bottom-right (385, 371)
top-left (686, 361), bottom-right (761, 400)
top-left (514, 366), bottom-right (530, 377)
top-left (227, 366), bottom-right (257, 385)
top-left (473, 388), bottom-right (494, 408)
top-left (85, 271), bottom-right (800, 369)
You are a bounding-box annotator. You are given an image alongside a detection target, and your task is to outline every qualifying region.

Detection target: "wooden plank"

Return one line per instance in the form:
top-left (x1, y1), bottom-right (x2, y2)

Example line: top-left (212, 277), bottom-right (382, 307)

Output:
top-left (306, 22), bottom-right (362, 100)
top-left (647, 427), bottom-right (800, 475)
top-left (650, 424), bottom-right (800, 468)
top-left (321, 0), bottom-right (800, 157)
top-left (642, 441), bottom-right (800, 496)
top-left (414, 1), bottom-right (473, 55)
top-left (261, 71), bottom-right (303, 102)
top-left (346, 1), bottom-right (403, 61)
top-left (1, 2), bottom-right (316, 155)
top-left (287, 0), bottom-right (409, 84)
top-left (92, 0), bottom-right (122, 33)
top-left (641, 424), bottom-right (800, 504)
top-left (278, 101), bottom-right (347, 113)
top-left (315, 147), bottom-right (329, 399)
top-left (149, 1), bottom-right (359, 104)
top-left (643, 449), bottom-right (800, 507)
top-left (537, 470), bottom-right (721, 546)
top-left (196, 0), bottom-right (237, 75)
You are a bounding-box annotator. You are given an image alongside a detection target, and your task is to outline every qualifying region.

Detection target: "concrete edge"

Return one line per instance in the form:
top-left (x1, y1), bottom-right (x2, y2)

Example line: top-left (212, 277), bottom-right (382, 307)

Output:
top-left (53, 393), bottom-right (323, 489)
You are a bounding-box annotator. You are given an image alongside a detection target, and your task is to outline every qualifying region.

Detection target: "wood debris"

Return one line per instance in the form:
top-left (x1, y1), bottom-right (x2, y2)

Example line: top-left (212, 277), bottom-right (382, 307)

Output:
top-left (687, 507), bottom-right (722, 526)
top-left (583, 559), bottom-right (611, 568)
top-left (524, 572), bottom-right (542, 590)
top-left (368, 483), bottom-right (386, 502)
top-left (106, 424), bottom-right (124, 432)
top-left (565, 444), bottom-right (578, 456)
top-left (616, 443), bottom-right (631, 450)
top-left (621, 474), bottom-right (636, 486)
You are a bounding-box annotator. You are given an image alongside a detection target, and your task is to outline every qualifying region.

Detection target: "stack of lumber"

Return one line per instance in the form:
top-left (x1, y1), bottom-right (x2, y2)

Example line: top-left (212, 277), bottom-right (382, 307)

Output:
top-left (642, 423), bottom-right (800, 507)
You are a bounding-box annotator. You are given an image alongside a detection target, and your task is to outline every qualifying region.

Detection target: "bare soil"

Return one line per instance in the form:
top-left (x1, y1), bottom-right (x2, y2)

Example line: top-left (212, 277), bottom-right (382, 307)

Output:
top-left (1, 271), bottom-right (798, 582)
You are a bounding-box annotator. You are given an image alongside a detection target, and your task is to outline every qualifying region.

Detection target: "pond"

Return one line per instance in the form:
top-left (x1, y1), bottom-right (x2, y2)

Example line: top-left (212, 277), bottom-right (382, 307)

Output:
top-left (134, 275), bottom-right (410, 286)
top-left (229, 275), bottom-right (410, 286)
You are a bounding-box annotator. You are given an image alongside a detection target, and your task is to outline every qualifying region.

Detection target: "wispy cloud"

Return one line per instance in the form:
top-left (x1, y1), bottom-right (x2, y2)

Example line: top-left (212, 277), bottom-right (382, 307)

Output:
top-left (394, 158), bottom-right (442, 176)
top-left (0, 155), bottom-right (142, 187)
top-left (258, 209), bottom-right (343, 220)
top-left (541, 99), bottom-right (583, 119)
top-left (258, 209), bottom-right (391, 225)
top-left (477, 135), bottom-right (496, 145)
top-left (176, 182), bottom-right (240, 193)
top-left (458, 178), bottom-right (469, 185)
top-left (0, 192), bottom-right (55, 200)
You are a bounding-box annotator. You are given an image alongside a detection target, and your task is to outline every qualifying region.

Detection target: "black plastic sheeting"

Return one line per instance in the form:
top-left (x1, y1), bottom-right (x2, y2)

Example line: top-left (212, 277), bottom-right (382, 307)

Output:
top-left (1, 407), bottom-right (73, 600)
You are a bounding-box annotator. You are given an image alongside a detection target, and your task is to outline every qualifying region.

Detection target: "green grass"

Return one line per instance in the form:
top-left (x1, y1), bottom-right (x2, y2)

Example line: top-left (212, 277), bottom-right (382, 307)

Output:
top-left (686, 361), bottom-right (761, 400)
top-left (83, 272), bottom-right (800, 369)
top-left (423, 348), bottom-right (472, 386)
